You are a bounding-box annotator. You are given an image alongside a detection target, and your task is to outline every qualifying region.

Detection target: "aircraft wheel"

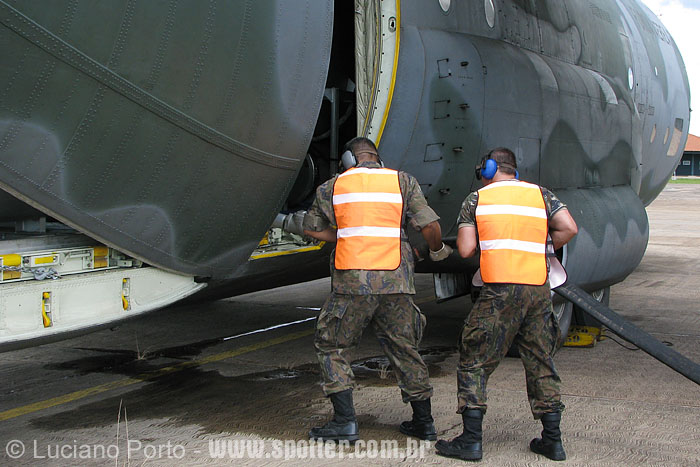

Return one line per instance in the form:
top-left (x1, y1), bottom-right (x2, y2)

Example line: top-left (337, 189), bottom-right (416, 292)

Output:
top-left (572, 286), bottom-right (610, 327)
top-left (553, 300), bottom-right (573, 352)
top-left (590, 287), bottom-right (610, 305)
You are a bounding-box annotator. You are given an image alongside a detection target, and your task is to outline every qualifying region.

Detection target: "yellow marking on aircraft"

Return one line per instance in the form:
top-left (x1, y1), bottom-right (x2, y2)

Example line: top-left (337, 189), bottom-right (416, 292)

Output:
top-left (0, 254), bottom-right (21, 266)
top-left (93, 246), bottom-right (109, 257)
top-left (376, 0), bottom-right (401, 144)
top-left (249, 242), bottom-right (325, 260)
top-left (33, 255), bottom-right (57, 265)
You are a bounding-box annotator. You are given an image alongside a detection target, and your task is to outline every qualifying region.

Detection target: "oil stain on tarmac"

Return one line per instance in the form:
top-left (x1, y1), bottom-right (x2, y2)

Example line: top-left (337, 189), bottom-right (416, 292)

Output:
top-left (34, 345), bottom-right (456, 441)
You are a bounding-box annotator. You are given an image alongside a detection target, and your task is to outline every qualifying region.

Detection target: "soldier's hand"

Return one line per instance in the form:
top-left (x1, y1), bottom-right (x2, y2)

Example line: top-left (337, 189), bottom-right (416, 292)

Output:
top-left (429, 242), bottom-right (453, 261)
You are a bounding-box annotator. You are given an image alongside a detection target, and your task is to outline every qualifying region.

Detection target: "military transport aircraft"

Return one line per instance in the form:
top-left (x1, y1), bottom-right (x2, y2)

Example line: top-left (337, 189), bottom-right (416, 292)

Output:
top-left (0, 0), bottom-right (690, 350)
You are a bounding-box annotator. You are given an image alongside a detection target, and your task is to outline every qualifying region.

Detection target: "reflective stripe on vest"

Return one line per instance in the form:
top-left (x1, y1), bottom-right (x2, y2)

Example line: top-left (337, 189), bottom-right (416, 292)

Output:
top-left (332, 167), bottom-right (402, 270)
top-left (475, 180), bottom-right (548, 285)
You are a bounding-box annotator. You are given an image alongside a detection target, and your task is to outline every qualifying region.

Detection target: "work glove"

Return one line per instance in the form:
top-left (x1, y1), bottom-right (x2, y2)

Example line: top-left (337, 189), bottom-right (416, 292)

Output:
top-left (429, 243), bottom-right (452, 261)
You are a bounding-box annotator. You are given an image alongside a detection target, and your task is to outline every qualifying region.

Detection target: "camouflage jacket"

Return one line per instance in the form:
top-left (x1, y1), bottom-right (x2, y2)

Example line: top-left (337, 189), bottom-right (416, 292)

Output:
top-left (303, 161), bottom-right (439, 295)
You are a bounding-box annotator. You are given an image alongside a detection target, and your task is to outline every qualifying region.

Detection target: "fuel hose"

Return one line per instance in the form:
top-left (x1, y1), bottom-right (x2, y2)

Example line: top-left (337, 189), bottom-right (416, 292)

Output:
top-left (554, 283), bottom-right (700, 386)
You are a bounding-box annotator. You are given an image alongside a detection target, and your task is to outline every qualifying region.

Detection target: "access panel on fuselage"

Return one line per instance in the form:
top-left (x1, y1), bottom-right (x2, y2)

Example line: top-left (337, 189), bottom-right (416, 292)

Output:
top-left (379, 28), bottom-right (485, 237)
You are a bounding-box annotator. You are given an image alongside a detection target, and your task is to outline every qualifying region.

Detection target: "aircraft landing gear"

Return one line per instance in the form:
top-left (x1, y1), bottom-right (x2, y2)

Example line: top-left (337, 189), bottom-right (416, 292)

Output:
top-left (562, 287), bottom-right (609, 348)
top-left (554, 301), bottom-right (573, 351)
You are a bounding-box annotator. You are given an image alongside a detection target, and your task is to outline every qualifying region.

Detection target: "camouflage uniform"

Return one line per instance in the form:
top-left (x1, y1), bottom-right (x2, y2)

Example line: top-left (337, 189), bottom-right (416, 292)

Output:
top-left (303, 161), bottom-right (438, 402)
top-left (456, 187), bottom-right (567, 418)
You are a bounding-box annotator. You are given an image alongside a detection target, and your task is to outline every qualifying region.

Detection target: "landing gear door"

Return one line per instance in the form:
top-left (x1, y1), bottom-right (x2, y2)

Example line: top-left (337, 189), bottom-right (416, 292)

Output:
top-left (356, 0), bottom-right (400, 142)
top-left (355, 0), bottom-right (381, 136)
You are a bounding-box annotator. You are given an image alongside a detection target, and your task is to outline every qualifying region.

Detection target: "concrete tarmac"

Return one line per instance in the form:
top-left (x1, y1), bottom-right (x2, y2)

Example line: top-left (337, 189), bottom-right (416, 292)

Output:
top-left (1, 184), bottom-right (699, 466)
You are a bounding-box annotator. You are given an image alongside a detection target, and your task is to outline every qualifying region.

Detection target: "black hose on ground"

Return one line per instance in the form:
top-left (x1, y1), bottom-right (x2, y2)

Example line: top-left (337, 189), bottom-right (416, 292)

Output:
top-left (554, 283), bottom-right (700, 386)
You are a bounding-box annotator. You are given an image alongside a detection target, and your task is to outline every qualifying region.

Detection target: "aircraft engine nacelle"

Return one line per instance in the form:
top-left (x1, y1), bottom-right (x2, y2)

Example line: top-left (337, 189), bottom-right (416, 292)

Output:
top-left (557, 185), bottom-right (649, 291)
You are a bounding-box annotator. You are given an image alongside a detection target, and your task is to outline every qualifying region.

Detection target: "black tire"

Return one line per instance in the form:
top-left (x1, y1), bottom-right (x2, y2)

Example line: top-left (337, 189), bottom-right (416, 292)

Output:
top-left (553, 300), bottom-right (573, 352)
top-left (572, 287), bottom-right (610, 327)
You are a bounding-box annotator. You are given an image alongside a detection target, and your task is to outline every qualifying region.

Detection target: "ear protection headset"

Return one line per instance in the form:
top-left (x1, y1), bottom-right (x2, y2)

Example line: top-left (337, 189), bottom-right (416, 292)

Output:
top-left (474, 154), bottom-right (519, 180)
top-left (341, 148), bottom-right (383, 170)
top-left (475, 157), bottom-right (499, 180)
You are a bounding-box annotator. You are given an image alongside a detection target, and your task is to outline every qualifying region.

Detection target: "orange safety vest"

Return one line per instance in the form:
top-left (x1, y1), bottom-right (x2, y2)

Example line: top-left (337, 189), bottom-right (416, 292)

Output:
top-left (332, 167), bottom-right (403, 270)
top-left (475, 180), bottom-right (548, 285)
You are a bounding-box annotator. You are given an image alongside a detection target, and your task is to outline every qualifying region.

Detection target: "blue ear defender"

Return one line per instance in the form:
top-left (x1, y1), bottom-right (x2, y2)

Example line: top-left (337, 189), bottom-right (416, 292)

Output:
top-left (475, 148), bottom-right (519, 181)
top-left (481, 158), bottom-right (498, 180)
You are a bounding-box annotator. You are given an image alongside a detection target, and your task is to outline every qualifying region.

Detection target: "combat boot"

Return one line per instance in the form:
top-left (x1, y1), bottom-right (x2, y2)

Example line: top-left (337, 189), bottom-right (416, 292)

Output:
top-left (435, 409), bottom-right (483, 461)
top-left (309, 389), bottom-right (359, 442)
top-left (530, 412), bottom-right (566, 461)
top-left (399, 399), bottom-right (437, 440)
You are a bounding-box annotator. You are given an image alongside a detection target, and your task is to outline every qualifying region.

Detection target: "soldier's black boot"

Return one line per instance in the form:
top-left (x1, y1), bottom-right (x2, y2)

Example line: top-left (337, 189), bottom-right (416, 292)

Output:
top-left (435, 409), bottom-right (483, 461)
top-left (529, 412), bottom-right (566, 461)
top-left (399, 399), bottom-right (437, 441)
top-left (309, 389), bottom-right (359, 442)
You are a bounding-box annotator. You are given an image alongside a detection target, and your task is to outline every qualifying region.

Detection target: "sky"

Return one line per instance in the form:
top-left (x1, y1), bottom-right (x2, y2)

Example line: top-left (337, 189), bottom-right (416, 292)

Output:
top-left (642, 0), bottom-right (700, 136)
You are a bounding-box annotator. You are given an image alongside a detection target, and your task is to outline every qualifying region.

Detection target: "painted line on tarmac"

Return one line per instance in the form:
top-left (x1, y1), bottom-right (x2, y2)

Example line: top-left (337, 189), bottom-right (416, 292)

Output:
top-left (0, 327), bottom-right (314, 422)
top-left (223, 317), bottom-right (316, 341)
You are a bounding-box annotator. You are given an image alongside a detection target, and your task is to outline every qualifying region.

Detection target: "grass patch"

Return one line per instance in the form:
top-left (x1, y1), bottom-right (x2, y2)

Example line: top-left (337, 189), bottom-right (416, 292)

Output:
top-left (668, 178), bottom-right (700, 184)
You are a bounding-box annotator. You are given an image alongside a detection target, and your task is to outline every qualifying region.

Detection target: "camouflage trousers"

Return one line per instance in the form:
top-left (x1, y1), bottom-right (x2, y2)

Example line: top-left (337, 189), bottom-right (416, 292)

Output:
top-left (457, 282), bottom-right (565, 419)
top-left (314, 293), bottom-right (433, 402)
